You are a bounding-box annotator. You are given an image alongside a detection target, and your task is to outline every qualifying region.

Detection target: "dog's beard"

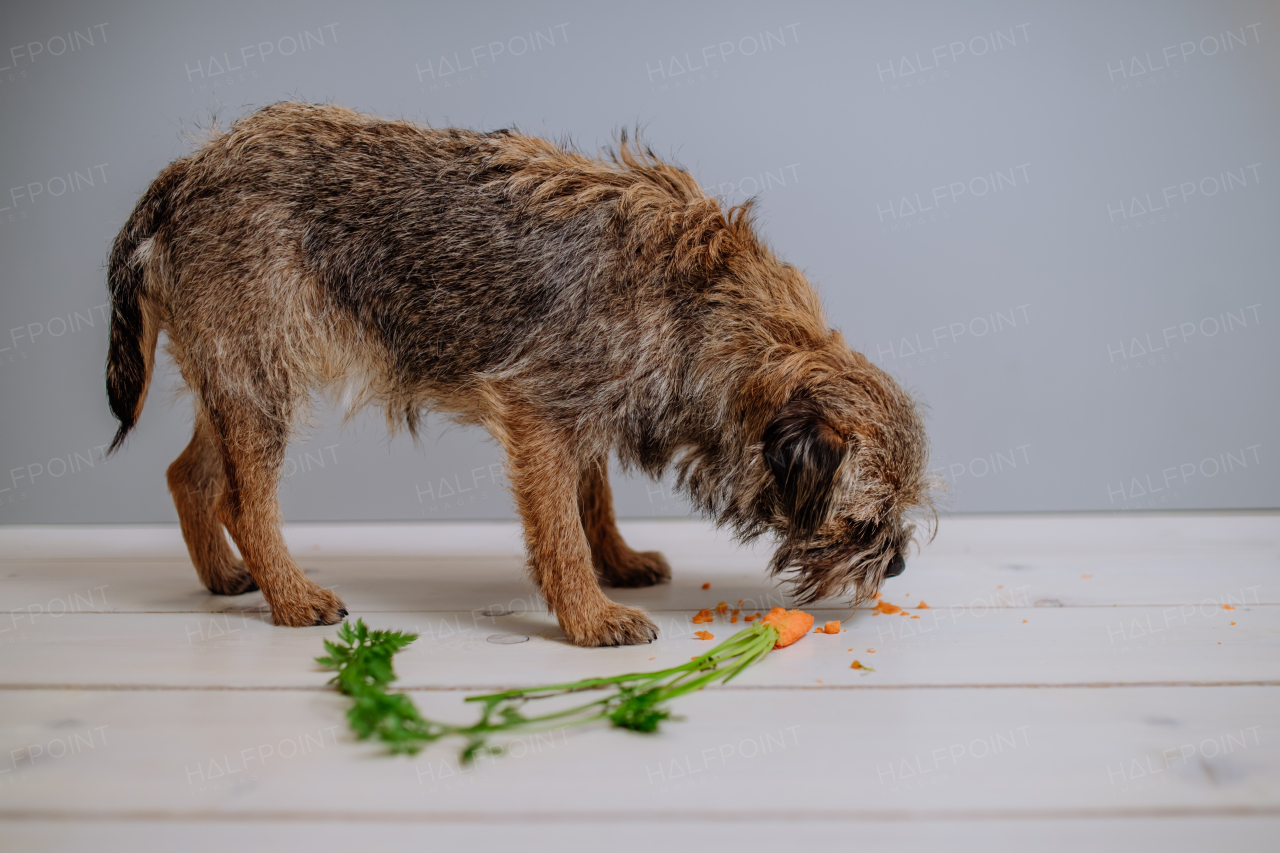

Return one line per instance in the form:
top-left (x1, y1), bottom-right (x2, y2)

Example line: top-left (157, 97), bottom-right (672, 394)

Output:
top-left (768, 519), bottom-right (913, 606)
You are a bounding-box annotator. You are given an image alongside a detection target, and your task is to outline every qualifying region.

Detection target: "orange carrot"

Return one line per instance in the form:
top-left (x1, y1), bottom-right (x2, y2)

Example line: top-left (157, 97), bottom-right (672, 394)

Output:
top-left (694, 630), bottom-right (714, 640)
top-left (850, 660), bottom-right (874, 671)
top-left (691, 608), bottom-right (714, 624)
top-left (917, 601), bottom-right (930, 609)
top-left (760, 606), bottom-right (814, 648)
top-left (873, 600), bottom-right (905, 616)
top-left (701, 582), bottom-right (711, 590)
top-left (822, 621), bottom-right (841, 634)
top-left (715, 601), bottom-right (729, 614)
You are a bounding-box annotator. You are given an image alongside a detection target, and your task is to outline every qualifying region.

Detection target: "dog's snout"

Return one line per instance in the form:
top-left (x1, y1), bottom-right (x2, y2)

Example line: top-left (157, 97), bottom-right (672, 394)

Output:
top-left (886, 553), bottom-right (905, 578)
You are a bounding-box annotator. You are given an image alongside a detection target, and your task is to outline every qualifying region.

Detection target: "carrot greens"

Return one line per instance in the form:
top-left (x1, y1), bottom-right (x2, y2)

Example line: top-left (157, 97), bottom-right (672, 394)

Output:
top-left (317, 617), bottom-right (781, 762)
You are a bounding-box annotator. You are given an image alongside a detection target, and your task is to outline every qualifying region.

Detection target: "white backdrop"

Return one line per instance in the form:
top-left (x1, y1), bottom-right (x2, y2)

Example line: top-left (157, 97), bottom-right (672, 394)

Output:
top-left (0, 0), bottom-right (1275, 523)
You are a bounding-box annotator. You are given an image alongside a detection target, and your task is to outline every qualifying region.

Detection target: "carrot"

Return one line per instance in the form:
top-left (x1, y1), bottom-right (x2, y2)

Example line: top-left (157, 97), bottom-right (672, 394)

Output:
top-left (691, 608), bottom-right (714, 624)
top-left (917, 601), bottom-right (930, 609)
top-left (701, 582), bottom-right (711, 590)
top-left (822, 621), bottom-right (841, 634)
top-left (694, 630), bottom-right (714, 640)
top-left (759, 606), bottom-right (814, 648)
top-left (873, 600), bottom-right (905, 616)
top-left (1223, 604), bottom-right (1235, 610)
top-left (850, 660), bottom-right (874, 671)
top-left (715, 601), bottom-right (729, 614)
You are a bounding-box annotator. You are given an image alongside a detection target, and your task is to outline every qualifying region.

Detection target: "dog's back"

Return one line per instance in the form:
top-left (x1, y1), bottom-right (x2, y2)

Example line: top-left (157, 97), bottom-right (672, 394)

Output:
top-left (106, 101), bottom-right (754, 446)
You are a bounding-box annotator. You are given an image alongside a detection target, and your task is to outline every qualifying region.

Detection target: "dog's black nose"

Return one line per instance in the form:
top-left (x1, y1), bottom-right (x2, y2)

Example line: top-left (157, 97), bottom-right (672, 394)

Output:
top-left (886, 553), bottom-right (906, 578)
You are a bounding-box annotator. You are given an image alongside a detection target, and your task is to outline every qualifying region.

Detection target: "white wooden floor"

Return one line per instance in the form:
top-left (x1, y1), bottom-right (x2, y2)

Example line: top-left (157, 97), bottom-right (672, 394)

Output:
top-left (0, 513), bottom-right (1276, 851)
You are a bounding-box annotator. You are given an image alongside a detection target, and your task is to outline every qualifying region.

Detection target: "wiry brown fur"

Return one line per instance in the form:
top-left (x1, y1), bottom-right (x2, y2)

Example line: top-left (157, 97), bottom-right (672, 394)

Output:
top-left (105, 102), bottom-right (934, 645)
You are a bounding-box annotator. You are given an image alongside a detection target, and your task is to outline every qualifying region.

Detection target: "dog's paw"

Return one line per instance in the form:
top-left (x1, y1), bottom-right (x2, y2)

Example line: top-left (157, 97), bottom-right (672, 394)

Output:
top-left (599, 549), bottom-right (672, 588)
top-left (562, 601), bottom-right (659, 647)
top-left (205, 562), bottom-right (260, 596)
top-left (270, 586), bottom-right (348, 627)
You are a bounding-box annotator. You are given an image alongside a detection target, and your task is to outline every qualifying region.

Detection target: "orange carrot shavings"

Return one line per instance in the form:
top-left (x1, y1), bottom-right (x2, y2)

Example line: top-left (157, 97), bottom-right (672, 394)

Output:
top-left (760, 607), bottom-right (815, 648)
top-left (1223, 604), bottom-right (1236, 610)
top-left (822, 621), bottom-right (841, 634)
top-left (694, 630), bottom-right (714, 640)
top-left (850, 660), bottom-right (875, 671)
top-left (715, 601), bottom-right (729, 614)
top-left (917, 601), bottom-right (930, 609)
top-left (701, 582), bottom-right (711, 590)
top-left (730, 615), bottom-right (738, 623)
top-left (691, 609), bottom-right (714, 624)
top-left (873, 600), bottom-right (905, 616)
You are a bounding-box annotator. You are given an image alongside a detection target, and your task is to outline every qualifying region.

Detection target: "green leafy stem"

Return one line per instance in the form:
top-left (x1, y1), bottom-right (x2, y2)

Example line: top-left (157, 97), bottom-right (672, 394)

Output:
top-left (317, 618), bottom-right (780, 762)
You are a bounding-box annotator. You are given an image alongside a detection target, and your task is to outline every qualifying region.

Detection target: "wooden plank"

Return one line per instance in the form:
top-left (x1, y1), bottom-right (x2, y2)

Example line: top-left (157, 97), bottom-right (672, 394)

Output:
top-left (0, 687), bottom-right (1275, 817)
top-left (0, 604), bottom-right (1273, 689)
top-left (1, 530), bottom-right (1275, 615)
top-left (2, 817), bottom-right (1277, 853)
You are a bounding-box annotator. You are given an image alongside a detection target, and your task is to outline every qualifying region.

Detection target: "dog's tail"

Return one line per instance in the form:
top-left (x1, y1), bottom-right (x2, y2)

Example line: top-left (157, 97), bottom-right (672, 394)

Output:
top-left (106, 161), bottom-right (184, 454)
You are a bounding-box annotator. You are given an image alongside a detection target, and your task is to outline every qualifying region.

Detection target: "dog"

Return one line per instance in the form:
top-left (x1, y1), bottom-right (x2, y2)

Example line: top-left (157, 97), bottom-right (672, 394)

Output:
top-left (105, 102), bottom-right (933, 646)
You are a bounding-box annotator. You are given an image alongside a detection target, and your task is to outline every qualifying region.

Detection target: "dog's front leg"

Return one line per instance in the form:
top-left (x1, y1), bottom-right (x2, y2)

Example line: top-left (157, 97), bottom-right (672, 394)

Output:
top-left (505, 422), bottom-right (658, 647)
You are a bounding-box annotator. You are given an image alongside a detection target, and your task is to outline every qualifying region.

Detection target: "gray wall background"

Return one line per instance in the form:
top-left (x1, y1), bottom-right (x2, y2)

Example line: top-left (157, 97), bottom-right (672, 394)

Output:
top-left (0, 0), bottom-right (1276, 525)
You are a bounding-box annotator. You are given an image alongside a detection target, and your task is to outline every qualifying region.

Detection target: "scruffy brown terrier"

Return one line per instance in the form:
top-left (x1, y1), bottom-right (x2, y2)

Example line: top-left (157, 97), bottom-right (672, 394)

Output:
top-left (106, 102), bottom-right (933, 646)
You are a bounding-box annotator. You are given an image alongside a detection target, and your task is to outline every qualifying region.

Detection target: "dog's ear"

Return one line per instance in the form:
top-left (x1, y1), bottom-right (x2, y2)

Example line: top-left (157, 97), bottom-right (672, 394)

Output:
top-left (762, 396), bottom-right (848, 536)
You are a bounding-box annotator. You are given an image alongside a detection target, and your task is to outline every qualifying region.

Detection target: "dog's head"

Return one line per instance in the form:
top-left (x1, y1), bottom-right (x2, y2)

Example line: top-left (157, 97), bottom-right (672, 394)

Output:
top-left (761, 357), bottom-right (934, 605)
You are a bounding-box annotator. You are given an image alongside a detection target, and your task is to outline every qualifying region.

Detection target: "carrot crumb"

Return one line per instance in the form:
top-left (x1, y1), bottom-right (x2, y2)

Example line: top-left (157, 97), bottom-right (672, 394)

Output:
top-left (1230, 621), bottom-right (1236, 626)
top-left (910, 615), bottom-right (920, 619)
top-left (701, 582), bottom-right (711, 590)
top-left (649, 657), bottom-right (656, 661)
top-left (1082, 574), bottom-right (1093, 579)
top-left (917, 601), bottom-right (930, 609)
top-left (866, 649), bottom-right (876, 653)
top-left (731, 609), bottom-right (740, 616)
top-left (874, 600), bottom-right (905, 616)
top-left (694, 630), bottom-right (714, 640)
top-left (822, 620), bottom-right (841, 634)
top-left (737, 599), bottom-right (744, 607)
top-left (1223, 604), bottom-right (1235, 610)
top-left (715, 601), bottom-right (728, 614)
top-left (1021, 619), bottom-right (1028, 623)
top-left (730, 615), bottom-right (738, 623)
top-left (692, 608), bottom-right (714, 624)
top-left (850, 660), bottom-right (875, 671)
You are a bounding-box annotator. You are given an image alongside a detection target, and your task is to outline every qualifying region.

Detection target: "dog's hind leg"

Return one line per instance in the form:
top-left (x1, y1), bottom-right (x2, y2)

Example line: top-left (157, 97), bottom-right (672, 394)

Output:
top-left (167, 410), bottom-right (258, 595)
top-left (579, 460), bottom-right (671, 588)
top-left (207, 398), bottom-right (347, 627)
top-left (503, 418), bottom-right (658, 646)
